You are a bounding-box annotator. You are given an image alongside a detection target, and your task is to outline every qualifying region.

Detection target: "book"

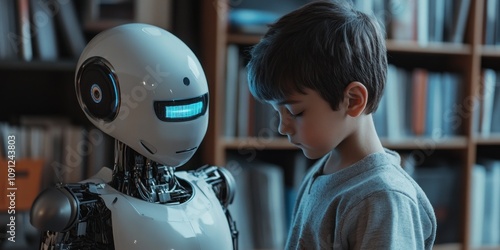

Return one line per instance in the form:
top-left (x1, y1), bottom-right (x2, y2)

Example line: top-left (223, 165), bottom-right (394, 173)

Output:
top-left (469, 164), bottom-right (486, 247)
top-left (448, 0), bottom-right (471, 43)
top-left (0, 1), bottom-right (15, 59)
top-left (29, 126), bottom-right (44, 159)
top-left (411, 68), bottom-right (428, 136)
top-left (413, 163), bottom-right (460, 243)
top-left (18, 125), bottom-right (29, 159)
top-left (387, 0), bottom-right (416, 41)
top-left (385, 64), bottom-right (403, 139)
top-left (400, 68), bottom-right (413, 136)
top-left (484, 0), bottom-right (498, 45)
top-left (429, 0), bottom-right (446, 42)
top-left (134, 0), bottom-right (173, 30)
top-left (224, 44), bottom-right (240, 137)
top-left (372, 86), bottom-right (387, 137)
top-left (442, 0), bottom-right (455, 43)
top-left (472, 97), bottom-right (481, 135)
top-left (248, 161), bottom-right (286, 250)
top-left (62, 126), bottom-right (86, 183)
top-left (476, 159), bottom-right (500, 246)
top-left (0, 0), bottom-right (9, 59)
top-left (479, 69), bottom-right (496, 136)
top-left (237, 64), bottom-right (251, 137)
top-left (441, 72), bottom-right (462, 136)
top-left (490, 70), bottom-right (500, 133)
top-left (425, 72), bottom-right (443, 138)
top-left (4, 0), bottom-right (18, 59)
top-left (52, 0), bottom-right (86, 58)
top-left (15, 0), bottom-right (33, 61)
top-left (0, 123), bottom-right (7, 158)
top-left (495, 0), bottom-right (500, 45)
top-left (416, 0), bottom-right (429, 45)
top-left (489, 161), bottom-right (500, 246)
top-left (30, 0), bottom-right (59, 60)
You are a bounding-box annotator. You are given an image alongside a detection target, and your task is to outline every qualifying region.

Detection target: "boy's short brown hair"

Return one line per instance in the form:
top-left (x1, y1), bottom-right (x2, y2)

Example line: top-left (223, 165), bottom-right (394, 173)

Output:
top-left (247, 0), bottom-right (387, 113)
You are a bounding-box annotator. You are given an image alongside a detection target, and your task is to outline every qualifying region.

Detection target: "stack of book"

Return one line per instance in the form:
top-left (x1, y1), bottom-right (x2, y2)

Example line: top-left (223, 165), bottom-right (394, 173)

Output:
top-left (373, 65), bottom-right (463, 139)
top-left (0, 0), bottom-right (86, 61)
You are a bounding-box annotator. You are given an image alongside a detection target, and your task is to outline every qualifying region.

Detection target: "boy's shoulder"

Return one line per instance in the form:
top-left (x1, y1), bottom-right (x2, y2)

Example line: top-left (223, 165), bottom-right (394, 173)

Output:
top-left (326, 149), bottom-right (421, 201)
top-left (352, 150), bottom-right (417, 192)
top-left (343, 154), bottom-right (427, 208)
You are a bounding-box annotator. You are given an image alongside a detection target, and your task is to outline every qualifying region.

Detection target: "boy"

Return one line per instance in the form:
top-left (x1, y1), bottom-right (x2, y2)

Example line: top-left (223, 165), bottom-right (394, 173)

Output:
top-left (246, 1), bottom-right (437, 249)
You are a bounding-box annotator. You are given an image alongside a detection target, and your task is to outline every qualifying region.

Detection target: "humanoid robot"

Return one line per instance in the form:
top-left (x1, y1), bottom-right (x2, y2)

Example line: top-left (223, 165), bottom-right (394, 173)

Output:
top-left (30, 23), bottom-right (238, 249)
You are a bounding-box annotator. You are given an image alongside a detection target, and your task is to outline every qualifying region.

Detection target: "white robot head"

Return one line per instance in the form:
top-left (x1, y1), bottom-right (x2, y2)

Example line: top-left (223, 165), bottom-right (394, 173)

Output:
top-left (75, 23), bottom-right (208, 167)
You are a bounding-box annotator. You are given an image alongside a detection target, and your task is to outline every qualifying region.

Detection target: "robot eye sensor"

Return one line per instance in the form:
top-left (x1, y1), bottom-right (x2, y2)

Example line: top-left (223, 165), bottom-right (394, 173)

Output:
top-left (154, 93), bottom-right (208, 122)
top-left (76, 56), bottom-right (120, 122)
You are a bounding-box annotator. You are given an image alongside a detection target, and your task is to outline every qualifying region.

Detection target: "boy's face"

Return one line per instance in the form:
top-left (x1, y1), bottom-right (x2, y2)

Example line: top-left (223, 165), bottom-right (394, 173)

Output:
top-left (270, 88), bottom-right (351, 159)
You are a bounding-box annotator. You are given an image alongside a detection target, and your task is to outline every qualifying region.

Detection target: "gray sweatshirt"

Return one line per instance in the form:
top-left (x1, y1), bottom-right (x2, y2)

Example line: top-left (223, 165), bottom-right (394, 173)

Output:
top-left (286, 149), bottom-right (437, 250)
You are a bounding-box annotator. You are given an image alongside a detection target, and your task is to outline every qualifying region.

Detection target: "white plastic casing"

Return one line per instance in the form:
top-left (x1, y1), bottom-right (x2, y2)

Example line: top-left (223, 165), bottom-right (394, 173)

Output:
top-left (75, 23), bottom-right (209, 167)
top-left (85, 168), bottom-right (234, 250)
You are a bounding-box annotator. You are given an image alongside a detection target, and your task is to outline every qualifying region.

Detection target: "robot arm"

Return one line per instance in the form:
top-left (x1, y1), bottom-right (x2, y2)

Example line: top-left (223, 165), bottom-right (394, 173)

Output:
top-left (30, 182), bottom-right (114, 249)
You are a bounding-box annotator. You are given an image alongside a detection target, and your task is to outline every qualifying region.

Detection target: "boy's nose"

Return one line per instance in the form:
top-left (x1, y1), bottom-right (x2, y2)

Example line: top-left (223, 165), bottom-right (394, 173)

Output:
top-left (278, 117), bottom-right (293, 136)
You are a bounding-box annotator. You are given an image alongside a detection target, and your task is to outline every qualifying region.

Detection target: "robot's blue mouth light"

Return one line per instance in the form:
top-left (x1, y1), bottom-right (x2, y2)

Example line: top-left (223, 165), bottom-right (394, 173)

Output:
top-left (165, 102), bottom-right (203, 118)
top-left (154, 93), bottom-right (208, 122)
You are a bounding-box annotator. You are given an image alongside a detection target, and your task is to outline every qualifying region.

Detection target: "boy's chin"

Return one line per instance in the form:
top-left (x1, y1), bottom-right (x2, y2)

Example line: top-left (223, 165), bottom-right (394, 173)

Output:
top-left (300, 148), bottom-right (327, 160)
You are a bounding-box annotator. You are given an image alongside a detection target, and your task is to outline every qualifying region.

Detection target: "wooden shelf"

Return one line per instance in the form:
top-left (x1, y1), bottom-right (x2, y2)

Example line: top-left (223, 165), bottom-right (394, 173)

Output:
top-left (480, 45), bottom-right (500, 57)
top-left (0, 60), bottom-right (77, 71)
top-left (386, 40), bottom-right (472, 55)
top-left (226, 34), bottom-right (473, 56)
top-left (474, 134), bottom-right (500, 145)
top-left (227, 33), bottom-right (262, 45)
top-left (222, 137), bottom-right (294, 150)
top-left (381, 136), bottom-right (469, 150)
top-left (222, 136), bottom-right (469, 151)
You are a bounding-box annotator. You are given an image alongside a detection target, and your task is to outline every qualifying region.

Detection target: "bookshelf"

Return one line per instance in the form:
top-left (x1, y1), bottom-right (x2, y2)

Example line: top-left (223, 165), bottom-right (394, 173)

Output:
top-left (199, 0), bottom-right (500, 249)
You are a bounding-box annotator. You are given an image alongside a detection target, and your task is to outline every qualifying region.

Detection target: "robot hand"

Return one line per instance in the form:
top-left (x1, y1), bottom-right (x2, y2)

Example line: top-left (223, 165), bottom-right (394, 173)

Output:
top-left (30, 23), bottom-right (238, 250)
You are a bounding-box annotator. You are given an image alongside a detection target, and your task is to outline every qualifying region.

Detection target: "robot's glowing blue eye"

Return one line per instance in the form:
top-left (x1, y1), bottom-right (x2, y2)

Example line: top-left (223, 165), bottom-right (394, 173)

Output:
top-left (154, 93), bottom-right (208, 122)
top-left (165, 101), bottom-right (203, 119)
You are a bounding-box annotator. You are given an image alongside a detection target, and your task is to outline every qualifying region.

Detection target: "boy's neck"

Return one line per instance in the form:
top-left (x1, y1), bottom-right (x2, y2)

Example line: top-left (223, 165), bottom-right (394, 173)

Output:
top-left (323, 114), bottom-right (384, 175)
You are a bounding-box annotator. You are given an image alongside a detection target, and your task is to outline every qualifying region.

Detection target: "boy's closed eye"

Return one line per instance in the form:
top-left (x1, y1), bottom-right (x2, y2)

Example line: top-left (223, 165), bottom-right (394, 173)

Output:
top-left (284, 104), bottom-right (304, 118)
top-left (273, 105), bottom-right (303, 119)
top-left (287, 109), bottom-right (303, 118)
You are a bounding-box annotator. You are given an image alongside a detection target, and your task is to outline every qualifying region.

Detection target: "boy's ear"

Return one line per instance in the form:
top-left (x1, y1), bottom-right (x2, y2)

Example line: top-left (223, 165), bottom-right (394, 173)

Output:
top-left (344, 81), bottom-right (368, 117)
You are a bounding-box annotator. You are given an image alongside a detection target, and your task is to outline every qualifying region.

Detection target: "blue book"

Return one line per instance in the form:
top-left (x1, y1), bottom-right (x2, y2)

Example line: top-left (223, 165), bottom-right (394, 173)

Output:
top-left (441, 72), bottom-right (461, 136)
top-left (425, 72), bottom-right (443, 137)
top-left (470, 164), bottom-right (486, 247)
top-left (413, 164), bottom-right (460, 243)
